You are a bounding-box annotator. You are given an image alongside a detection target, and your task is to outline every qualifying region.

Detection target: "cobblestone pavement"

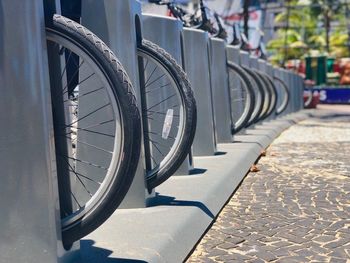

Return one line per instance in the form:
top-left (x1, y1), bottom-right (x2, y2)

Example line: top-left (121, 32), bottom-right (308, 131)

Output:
top-left (186, 108), bottom-right (350, 263)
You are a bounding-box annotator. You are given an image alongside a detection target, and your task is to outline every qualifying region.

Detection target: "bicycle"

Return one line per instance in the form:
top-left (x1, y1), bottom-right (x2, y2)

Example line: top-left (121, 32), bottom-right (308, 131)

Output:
top-left (226, 62), bottom-right (256, 133)
top-left (228, 24), bottom-right (268, 126)
top-left (149, 0), bottom-right (228, 40)
top-left (46, 14), bottom-right (141, 247)
top-left (273, 76), bottom-right (290, 115)
top-left (54, 1), bottom-right (197, 240)
top-left (137, 40), bottom-right (197, 192)
top-left (153, 1), bottom-right (256, 133)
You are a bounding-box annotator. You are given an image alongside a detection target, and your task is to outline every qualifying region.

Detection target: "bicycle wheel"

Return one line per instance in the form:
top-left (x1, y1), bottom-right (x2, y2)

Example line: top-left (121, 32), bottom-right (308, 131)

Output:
top-left (274, 76), bottom-right (290, 115)
top-left (254, 70), bottom-right (272, 121)
top-left (263, 74), bottom-right (278, 118)
top-left (241, 66), bottom-right (265, 126)
top-left (46, 15), bottom-right (141, 246)
top-left (227, 61), bottom-right (255, 133)
top-left (137, 40), bottom-right (197, 191)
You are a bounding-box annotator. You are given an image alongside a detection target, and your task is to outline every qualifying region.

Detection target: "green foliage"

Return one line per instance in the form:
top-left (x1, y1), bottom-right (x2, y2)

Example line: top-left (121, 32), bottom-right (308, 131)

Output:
top-left (267, 0), bottom-right (350, 66)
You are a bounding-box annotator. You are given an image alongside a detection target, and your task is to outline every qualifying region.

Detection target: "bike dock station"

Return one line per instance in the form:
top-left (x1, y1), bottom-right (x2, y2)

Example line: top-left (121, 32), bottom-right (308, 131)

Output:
top-left (182, 28), bottom-right (218, 156)
top-left (0, 1), bottom-right (308, 262)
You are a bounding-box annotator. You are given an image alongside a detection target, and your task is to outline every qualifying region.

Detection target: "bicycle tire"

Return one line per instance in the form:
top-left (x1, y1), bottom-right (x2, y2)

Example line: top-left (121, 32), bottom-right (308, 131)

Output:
top-left (47, 15), bottom-right (141, 245)
top-left (254, 70), bottom-right (273, 121)
top-left (138, 40), bottom-right (197, 191)
top-left (263, 74), bottom-right (278, 118)
top-left (274, 76), bottom-right (290, 115)
top-left (227, 61), bottom-right (255, 133)
top-left (241, 66), bottom-right (265, 126)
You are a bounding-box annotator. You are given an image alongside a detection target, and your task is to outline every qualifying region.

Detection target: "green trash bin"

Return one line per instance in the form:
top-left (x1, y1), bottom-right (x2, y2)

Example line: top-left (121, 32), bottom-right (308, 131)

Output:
top-left (305, 56), bottom-right (327, 85)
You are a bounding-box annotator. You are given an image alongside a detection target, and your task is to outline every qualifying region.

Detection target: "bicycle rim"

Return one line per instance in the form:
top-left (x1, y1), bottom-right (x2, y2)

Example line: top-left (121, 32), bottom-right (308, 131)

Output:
top-left (255, 70), bottom-right (271, 120)
top-left (274, 76), bottom-right (289, 115)
top-left (137, 48), bottom-right (186, 185)
top-left (264, 74), bottom-right (278, 117)
top-left (242, 66), bottom-right (264, 126)
top-left (46, 29), bottom-right (124, 231)
top-left (227, 63), bottom-right (253, 132)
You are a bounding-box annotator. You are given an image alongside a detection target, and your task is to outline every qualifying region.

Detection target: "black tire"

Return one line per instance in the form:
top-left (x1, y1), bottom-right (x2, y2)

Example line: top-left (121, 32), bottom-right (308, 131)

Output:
top-left (47, 15), bottom-right (141, 245)
top-left (241, 66), bottom-right (265, 126)
top-left (138, 40), bottom-right (197, 191)
top-left (263, 74), bottom-right (278, 118)
top-left (274, 76), bottom-right (290, 115)
top-left (254, 70), bottom-right (273, 120)
top-left (227, 61), bottom-right (255, 133)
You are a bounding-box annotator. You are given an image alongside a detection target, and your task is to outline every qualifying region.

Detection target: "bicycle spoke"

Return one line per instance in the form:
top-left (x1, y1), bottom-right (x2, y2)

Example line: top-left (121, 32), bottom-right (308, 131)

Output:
top-left (145, 82), bottom-right (171, 94)
top-left (148, 139), bottom-right (166, 157)
top-left (145, 110), bottom-right (180, 118)
top-left (64, 126), bottom-right (115, 138)
top-left (65, 159), bottom-right (93, 197)
top-left (64, 86), bottom-right (105, 103)
top-left (58, 154), bottom-right (108, 170)
top-left (70, 190), bottom-right (82, 209)
top-left (144, 65), bottom-right (158, 87)
top-left (66, 103), bottom-right (111, 127)
top-left (62, 60), bottom-right (85, 94)
top-left (145, 73), bottom-right (166, 88)
top-left (147, 94), bottom-right (177, 111)
top-left (61, 50), bottom-right (73, 79)
top-left (63, 119), bottom-right (115, 132)
top-left (143, 59), bottom-right (149, 72)
top-left (68, 169), bottom-right (102, 185)
top-left (146, 131), bottom-right (176, 140)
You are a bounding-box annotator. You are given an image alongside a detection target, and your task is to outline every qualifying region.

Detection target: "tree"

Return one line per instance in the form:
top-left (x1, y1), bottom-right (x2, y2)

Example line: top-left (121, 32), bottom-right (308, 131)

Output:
top-left (267, 0), bottom-right (350, 65)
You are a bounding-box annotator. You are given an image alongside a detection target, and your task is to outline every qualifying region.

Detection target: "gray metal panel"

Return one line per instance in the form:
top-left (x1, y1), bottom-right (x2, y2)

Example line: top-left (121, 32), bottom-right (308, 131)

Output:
top-left (240, 51), bottom-right (250, 66)
top-left (286, 70), bottom-right (293, 114)
top-left (81, 0), bottom-right (146, 208)
top-left (292, 73), bottom-right (296, 112)
top-left (249, 55), bottom-right (259, 69)
top-left (266, 63), bottom-right (276, 120)
top-left (226, 45), bottom-right (241, 64)
top-left (258, 59), bottom-right (267, 72)
top-left (298, 75), bottom-right (304, 110)
top-left (182, 28), bottom-right (216, 156)
top-left (291, 72), bottom-right (296, 112)
top-left (141, 14), bottom-right (192, 175)
top-left (288, 71), bottom-right (295, 113)
top-left (0, 1), bottom-right (59, 262)
top-left (209, 38), bottom-right (232, 143)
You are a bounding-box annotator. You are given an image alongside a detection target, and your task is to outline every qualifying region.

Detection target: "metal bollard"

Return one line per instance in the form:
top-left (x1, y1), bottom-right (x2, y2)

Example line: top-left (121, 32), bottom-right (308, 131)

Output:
top-left (141, 14), bottom-right (193, 175)
top-left (0, 0), bottom-right (73, 262)
top-left (266, 63), bottom-right (276, 120)
top-left (289, 71), bottom-right (296, 113)
top-left (209, 38), bottom-right (232, 143)
top-left (283, 69), bottom-right (292, 114)
top-left (182, 28), bottom-right (217, 156)
top-left (81, 0), bottom-right (147, 208)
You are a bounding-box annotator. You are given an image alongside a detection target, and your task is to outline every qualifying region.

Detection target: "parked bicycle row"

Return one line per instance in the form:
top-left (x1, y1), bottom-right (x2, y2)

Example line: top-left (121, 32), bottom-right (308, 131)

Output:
top-left (1, 0), bottom-right (304, 254)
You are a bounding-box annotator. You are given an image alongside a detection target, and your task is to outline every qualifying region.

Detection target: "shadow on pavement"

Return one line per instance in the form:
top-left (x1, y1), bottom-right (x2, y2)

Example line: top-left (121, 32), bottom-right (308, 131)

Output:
top-left (80, 240), bottom-right (147, 263)
top-left (147, 193), bottom-right (215, 219)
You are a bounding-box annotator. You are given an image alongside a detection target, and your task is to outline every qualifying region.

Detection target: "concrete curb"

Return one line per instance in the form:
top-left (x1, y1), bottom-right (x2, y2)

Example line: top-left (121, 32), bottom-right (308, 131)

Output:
top-left (80, 111), bottom-right (311, 263)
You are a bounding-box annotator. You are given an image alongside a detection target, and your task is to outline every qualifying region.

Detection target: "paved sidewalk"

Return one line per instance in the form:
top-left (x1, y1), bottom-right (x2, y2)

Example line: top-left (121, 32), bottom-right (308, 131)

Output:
top-left (186, 107), bottom-right (350, 263)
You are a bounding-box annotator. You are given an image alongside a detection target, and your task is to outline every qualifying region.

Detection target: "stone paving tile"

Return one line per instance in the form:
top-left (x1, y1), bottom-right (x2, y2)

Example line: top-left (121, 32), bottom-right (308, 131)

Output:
top-left (186, 109), bottom-right (350, 263)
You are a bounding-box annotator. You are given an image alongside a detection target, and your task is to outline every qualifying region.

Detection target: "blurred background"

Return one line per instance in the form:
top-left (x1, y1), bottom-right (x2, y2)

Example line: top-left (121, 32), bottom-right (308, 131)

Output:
top-left (141, 0), bottom-right (350, 103)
